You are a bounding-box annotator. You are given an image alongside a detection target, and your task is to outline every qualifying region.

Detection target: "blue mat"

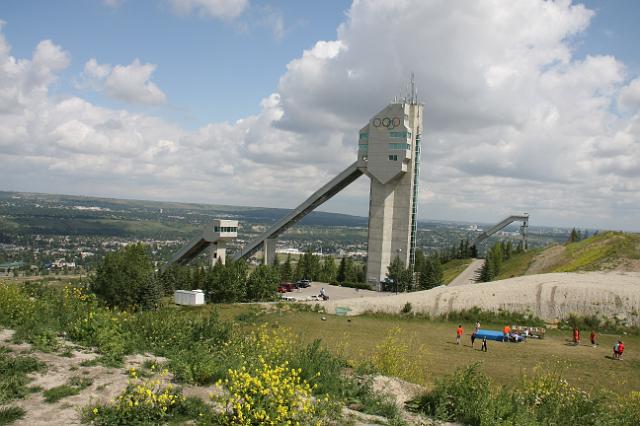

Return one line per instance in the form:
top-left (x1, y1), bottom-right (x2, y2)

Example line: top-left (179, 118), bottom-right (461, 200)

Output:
top-left (474, 329), bottom-right (525, 342)
top-left (475, 329), bottom-right (507, 341)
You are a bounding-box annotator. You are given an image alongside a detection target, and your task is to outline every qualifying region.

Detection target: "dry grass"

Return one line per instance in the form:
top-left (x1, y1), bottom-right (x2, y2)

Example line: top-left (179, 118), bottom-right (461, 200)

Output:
top-left (218, 305), bottom-right (640, 395)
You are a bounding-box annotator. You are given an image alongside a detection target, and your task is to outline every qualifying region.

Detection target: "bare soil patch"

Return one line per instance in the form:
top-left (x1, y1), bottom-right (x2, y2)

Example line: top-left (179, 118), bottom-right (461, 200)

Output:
top-left (526, 245), bottom-right (566, 274)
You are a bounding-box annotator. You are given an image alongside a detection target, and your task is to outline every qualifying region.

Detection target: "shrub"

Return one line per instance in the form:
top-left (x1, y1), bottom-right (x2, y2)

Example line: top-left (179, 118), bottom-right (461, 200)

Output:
top-left (90, 243), bottom-right (160, 310)
top-left (400, 302), bottom-right (412, 314)
top-left (441, 307), bottom-right (545, 327)
top-left (513, 364), bottom-right (624, 425)
top-left (559, 313), bottom-right (640, 336)
top-left (413, 363), bottom-right (497, 425)
top-left (339, 282), bottom-right (371, 290)
top-left (412, 362), bottom-right (640, 426)
top-left (0, 405), bottom-right (26, 425)
top-left (83, 377), bottom-right (190, 425)
top-left (289, 339), bottom-right (345, 397)
top-left (43, 376), bottom-right (92, 403)
top-left (368, 327), bottom-right (426, 384)
top-left (0, 352), bottom-right (45, 404)
top-left (213, 358), bottom-right (319, 425)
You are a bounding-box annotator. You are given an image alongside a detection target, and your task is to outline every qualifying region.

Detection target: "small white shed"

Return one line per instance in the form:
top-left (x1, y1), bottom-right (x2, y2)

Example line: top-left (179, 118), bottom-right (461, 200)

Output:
top-left (174, 289), bottom-right (205, 306)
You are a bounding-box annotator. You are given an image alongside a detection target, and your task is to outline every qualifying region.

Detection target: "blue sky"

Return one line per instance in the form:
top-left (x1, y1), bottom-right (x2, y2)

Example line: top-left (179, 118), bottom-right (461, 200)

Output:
top-left (1, 1), bottom-right (639, 230)
top-left (576, 0), bottom-right (640, 74)
top-left (1, 0), bottom-right (351, 127)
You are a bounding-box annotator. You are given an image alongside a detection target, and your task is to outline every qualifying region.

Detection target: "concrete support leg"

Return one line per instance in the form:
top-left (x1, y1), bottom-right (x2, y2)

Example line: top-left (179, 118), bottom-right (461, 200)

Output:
top-left (209, 242), bottom-right (227, 267)
top-left (263, 238), bottom-right (276, 265)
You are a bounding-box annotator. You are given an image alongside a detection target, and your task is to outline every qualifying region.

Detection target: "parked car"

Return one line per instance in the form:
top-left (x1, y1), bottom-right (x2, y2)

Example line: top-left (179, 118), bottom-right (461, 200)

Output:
top-left (279, 282), bottom-right (295, 292)
top-left (296, 279), bottom-right (311, 288)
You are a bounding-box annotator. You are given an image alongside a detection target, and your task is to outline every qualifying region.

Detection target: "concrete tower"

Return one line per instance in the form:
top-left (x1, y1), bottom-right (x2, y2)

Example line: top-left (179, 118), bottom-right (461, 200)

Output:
top-left (357, 94), bottom-right (423, 285)
top-left (169, 80), bottom-right (423, 291)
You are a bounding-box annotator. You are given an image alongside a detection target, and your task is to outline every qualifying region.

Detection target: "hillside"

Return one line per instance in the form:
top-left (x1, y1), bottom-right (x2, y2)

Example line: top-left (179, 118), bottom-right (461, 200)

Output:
top-left (496, 232), bottom-right (640, 279)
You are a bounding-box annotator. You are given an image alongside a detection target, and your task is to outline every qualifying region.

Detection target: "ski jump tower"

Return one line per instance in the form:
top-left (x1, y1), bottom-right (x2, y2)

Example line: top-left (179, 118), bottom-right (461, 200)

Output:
top-left (168, 81), bottom-right (423, 287)
top-left (358, 91), bottom-right (423, 284)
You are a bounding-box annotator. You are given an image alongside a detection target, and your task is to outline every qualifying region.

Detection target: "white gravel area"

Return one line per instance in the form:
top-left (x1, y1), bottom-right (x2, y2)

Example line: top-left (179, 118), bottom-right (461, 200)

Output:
top-left (280, 282), bottom-right (387, 302)
top-left (322, 272), bottom-right (640, 324)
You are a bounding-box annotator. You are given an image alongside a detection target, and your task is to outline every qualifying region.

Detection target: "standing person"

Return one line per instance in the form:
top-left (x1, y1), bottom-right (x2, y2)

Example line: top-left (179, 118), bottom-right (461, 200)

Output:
top-left (481, 336), bottom-right (488, 352)
top-left (573, 327), bottom-right (581, 345)
top-left (618, 340), bottom-right (625, 360)
top-left (590, 330), bottom-right (597, 347)
top-left (503, 324), bottom-right (511, 342)
top-left (471, 331), bottom-right (476, 348)
top-left (456, 324), bottom-right (463, 345)
top-left (475, 320), bottom-right (481, 333)
top-left (613, 341), bottom-right (620, 359)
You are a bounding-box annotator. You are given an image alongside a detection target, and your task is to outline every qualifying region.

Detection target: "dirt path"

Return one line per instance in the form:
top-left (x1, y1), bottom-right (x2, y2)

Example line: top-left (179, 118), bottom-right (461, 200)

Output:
top-left (526, 245), bottom-right (566, 274)
top-left (448, 258), bottom-right (484, 286)
top-left (0, 330), bottom-right (171, 426)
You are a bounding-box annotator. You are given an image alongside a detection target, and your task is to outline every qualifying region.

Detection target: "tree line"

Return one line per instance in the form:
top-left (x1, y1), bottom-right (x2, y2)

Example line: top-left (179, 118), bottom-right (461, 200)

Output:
top-left (477, 240), bottom-right (524, 282)
top-left (90, 245), bottom-right (373, 309)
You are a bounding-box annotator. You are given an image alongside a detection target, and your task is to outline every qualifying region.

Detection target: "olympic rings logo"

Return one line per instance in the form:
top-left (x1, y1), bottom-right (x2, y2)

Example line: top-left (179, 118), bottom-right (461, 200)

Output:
top-left (373, 117), bottom-right (402, 129)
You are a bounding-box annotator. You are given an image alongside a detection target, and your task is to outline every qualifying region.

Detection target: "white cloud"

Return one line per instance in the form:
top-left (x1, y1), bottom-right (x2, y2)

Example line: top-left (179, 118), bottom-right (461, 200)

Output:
top-left (2, 1), bottom-right (640, 231)
top-left (77, 58), bottom-right (166, 105)
top-left (168, 0), bottom-right (248, 20)
top-left (618, 78), bottom-right (640, 112)
top-left (106, 59), bottom-right (166, 105)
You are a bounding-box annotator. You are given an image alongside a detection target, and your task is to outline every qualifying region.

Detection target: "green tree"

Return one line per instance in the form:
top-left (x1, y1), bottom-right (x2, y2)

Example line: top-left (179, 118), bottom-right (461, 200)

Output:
top-left (280, 254), bottom-right (293, 282)
top-left (157, 264), bottom-right (180, 296)
top-left (298, 250), bottom-right (321, 280)
top-left (320, 256), bottom-right (337, 283)
top-left (91, 243), bottom-right (160, 310)
top-left (420, 256), bottom-right (443, 289)
top-left (568, 227), bottom-right (579, 243)
top-left (206, 260), bottom-right (249, 303)
top-left (478, 258), bottom-right (493, 282)
top-left (386, 256), bottom-right (412, 292)
top-left (414, 250), bottom-right (426, 275)
top-left (293, 257), bottom-right (302, 281)
top-left (336, 257), bottom-right (347, 283)
top-left (192, 267), bottom-right (206, 290)
top-left (246, 264), bottom-right (280, 301)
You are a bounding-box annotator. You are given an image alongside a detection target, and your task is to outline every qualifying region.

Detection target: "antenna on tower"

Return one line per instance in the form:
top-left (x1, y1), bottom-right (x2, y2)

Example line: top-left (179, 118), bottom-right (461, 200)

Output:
top-left (409, 72), bottom-right (417, 104)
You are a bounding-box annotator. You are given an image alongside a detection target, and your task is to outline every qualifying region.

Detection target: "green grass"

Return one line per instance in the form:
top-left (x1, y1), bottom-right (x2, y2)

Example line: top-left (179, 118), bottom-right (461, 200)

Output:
top-left (0, 406), bottom-right (26, 425)
top-left (442, 258), bottom-right (473, 284)
top-left (552, 232), bottom-right (640, 272)
top-left (42, 377), bottom-right (93, 403)
top-left (0, 352), bottom-right (45, 403)
top-left (496, 249), bottom-right (540, 280)
top-left (218, 306), bottom-right (640, 395)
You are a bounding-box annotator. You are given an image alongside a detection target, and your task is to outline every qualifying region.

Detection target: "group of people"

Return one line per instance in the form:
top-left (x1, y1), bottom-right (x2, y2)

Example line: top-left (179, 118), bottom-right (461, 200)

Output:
top-left (572, 327), bottom-right (625, 360)
top-left (457, 322), bottom-right (627, 360)
top-left (613, 340), bottom-right (625, 360)
top-left (458, 321), bottom-right (488, 352)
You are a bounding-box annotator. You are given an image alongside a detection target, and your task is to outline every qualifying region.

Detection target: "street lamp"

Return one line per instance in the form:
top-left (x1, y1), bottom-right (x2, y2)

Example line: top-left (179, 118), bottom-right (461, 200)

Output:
top-left (395, 248), bottom-right (402, 294)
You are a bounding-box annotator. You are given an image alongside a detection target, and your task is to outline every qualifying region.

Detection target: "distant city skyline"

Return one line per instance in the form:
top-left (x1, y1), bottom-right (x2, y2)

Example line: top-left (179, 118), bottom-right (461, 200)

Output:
top-left (1, 0), bottom-right (639, 231)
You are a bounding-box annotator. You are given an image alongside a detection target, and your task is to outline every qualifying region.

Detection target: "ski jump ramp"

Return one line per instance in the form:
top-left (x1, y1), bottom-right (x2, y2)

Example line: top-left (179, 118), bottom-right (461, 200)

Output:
top-left (233, 161), bottom-right (365, 263)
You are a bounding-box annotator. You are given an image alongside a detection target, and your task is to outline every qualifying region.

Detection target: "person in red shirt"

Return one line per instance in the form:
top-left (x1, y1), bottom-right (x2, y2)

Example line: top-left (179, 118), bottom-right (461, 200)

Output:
top-left (573, 328), bottom-right (580, 345)
top-left (618, 341), bottom-right (625, 360)
top-left (503, 325), bottom-right (511, 342)
top-left (590, 330), bottom-right (597, 347)
top-left (456, 325), bottom-right (463, 345)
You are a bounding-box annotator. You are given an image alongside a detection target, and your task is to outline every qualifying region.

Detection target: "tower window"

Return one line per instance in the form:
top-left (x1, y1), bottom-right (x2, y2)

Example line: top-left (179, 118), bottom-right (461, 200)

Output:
top-left (389, 143), bottom-right (410, 150)
top-left (388, 155), bottom-right (398, 161)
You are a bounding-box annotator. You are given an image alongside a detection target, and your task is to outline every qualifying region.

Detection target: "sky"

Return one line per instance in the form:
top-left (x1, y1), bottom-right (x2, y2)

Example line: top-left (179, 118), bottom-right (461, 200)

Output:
top-left (0, 0), bottom-right (639, 231)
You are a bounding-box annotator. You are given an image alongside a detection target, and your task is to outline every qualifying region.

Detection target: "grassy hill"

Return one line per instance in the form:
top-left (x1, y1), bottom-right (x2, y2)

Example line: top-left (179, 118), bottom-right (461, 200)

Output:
top-left (497, 231), bottom-right (640, 279)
